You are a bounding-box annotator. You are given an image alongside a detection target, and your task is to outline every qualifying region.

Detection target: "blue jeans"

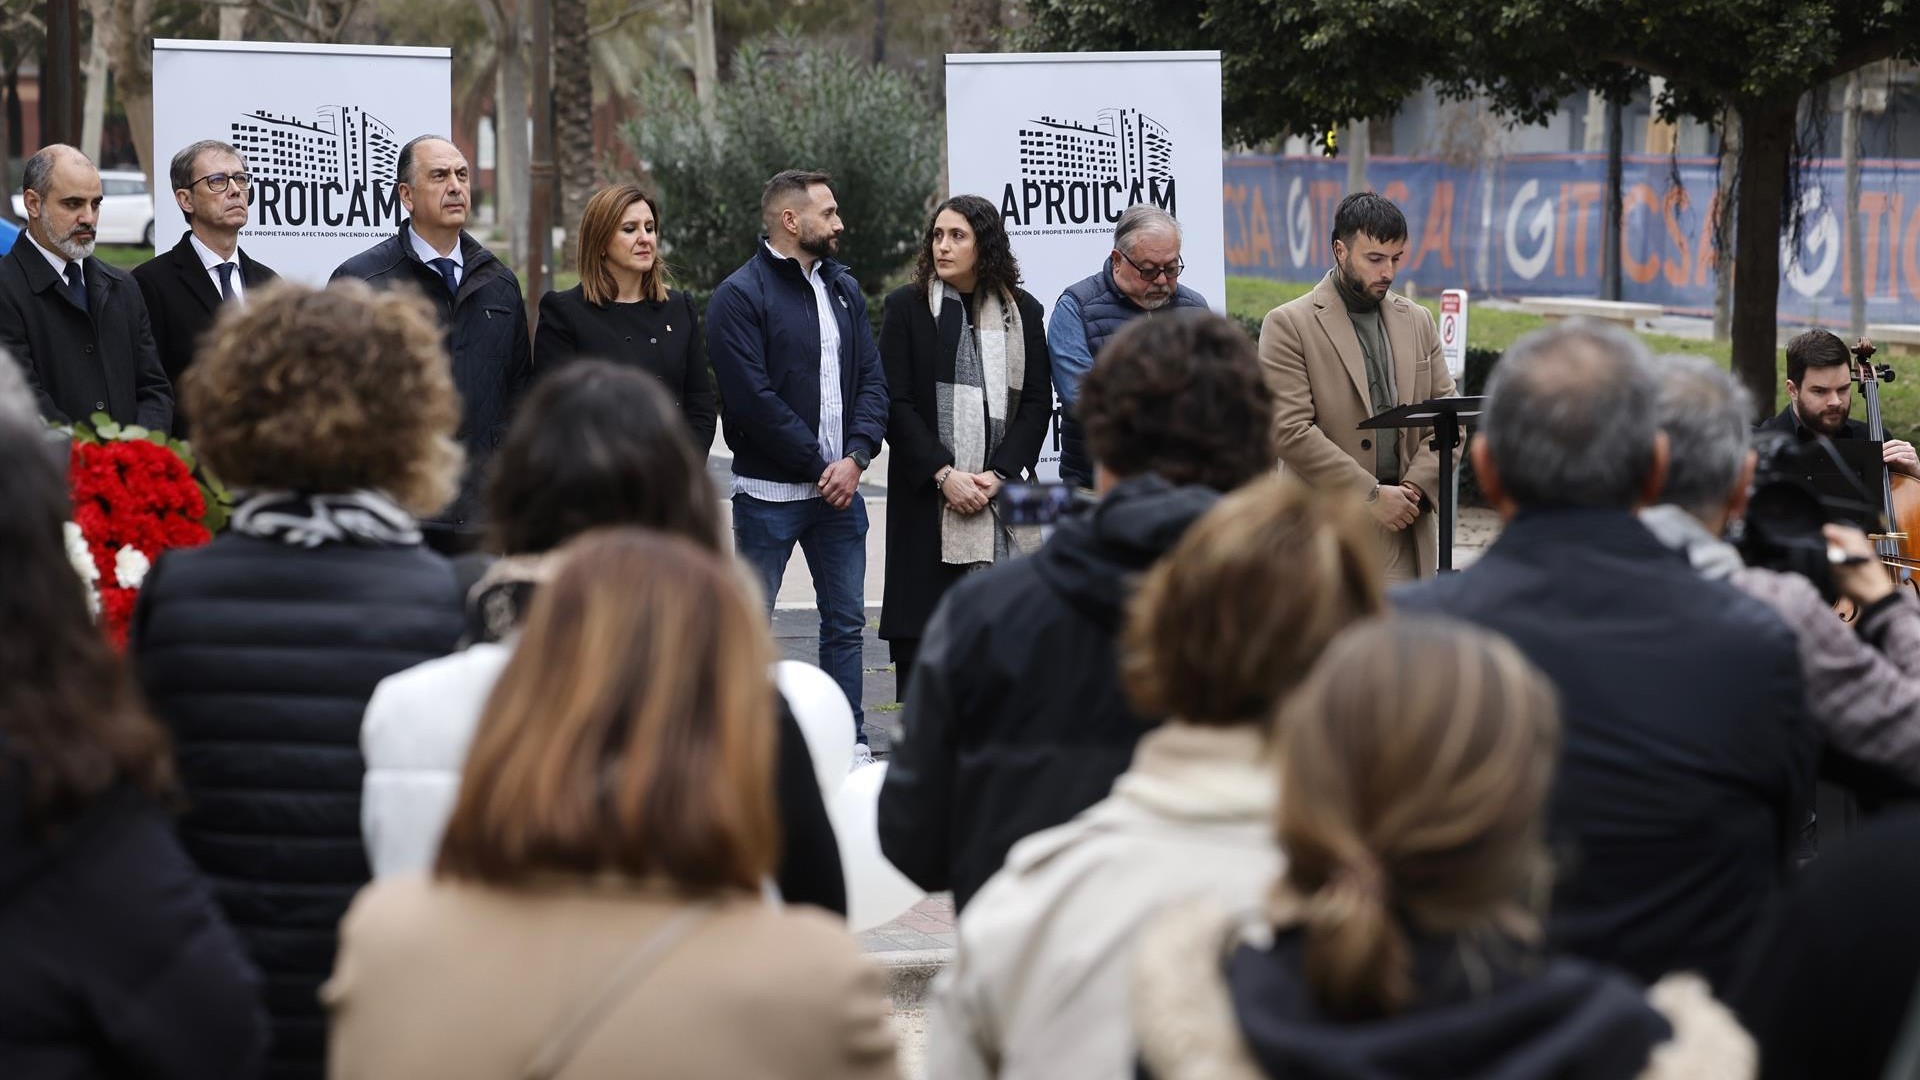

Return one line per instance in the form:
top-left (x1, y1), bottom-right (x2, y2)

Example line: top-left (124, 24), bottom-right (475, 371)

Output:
top-left (732, 492), bottom-right (869, 742)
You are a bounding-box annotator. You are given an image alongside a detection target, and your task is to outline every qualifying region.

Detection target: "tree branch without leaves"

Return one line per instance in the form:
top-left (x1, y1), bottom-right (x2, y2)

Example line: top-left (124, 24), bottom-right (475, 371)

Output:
top-left (590, 0), bottom-right (663, 38)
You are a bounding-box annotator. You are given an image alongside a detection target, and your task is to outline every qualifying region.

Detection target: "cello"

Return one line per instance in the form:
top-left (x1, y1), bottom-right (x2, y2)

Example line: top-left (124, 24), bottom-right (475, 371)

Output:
top-left (1849, 337), bottom-right (1920, 595)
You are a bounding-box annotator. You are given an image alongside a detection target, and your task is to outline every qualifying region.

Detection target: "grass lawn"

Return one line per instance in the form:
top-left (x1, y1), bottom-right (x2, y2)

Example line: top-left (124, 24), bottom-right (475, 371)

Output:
top-left (95, 244), bottom-right (152, 270)
top-left (1224, 275), bottom-right (1920, 440)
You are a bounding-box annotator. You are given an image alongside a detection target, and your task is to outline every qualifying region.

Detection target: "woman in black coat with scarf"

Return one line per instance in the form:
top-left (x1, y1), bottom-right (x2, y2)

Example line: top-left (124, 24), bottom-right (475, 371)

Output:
top-left (534, 184), bottom-right (716, 454)
top-left (878, 195), bottom-right (1055, 697)
top-left (879, 194), bottom-right (1059, 699)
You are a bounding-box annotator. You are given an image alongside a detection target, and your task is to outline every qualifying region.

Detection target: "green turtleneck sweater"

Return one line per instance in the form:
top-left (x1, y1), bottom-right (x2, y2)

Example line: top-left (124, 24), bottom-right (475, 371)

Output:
top-left (1334, 271), bottom-right (1399, 481)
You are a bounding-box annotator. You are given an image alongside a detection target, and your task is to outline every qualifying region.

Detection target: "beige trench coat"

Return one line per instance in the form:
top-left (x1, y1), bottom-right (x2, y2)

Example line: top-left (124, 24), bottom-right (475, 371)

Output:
top-left (1259, 269), bottom-right (1461, 578)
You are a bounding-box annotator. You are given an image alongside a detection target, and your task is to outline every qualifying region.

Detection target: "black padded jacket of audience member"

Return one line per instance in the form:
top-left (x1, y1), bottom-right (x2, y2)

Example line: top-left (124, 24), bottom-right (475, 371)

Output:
top-left (0, 770), bottom-right (271, 1080)
top-left (129, 534), bottom-right (463, 1080)
top-left (876, 474), bottom-right (1223, 912)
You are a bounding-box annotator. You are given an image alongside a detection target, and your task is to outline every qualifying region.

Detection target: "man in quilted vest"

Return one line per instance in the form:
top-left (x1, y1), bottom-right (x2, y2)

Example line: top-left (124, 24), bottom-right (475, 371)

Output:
top-left (1047, 206), bottom-right (1208, 488)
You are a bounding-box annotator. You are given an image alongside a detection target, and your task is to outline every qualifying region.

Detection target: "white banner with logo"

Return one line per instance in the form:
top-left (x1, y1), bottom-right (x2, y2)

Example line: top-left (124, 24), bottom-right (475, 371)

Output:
top-left (152, 39), bottom-right (452, 284)
top-left (946, 51), bottom-right (1226, 482)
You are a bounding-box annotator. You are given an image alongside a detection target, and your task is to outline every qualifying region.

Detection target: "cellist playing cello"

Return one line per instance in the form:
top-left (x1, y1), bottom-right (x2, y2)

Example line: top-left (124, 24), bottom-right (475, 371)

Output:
top-left (1758, 329), bottom-right (1920, 478)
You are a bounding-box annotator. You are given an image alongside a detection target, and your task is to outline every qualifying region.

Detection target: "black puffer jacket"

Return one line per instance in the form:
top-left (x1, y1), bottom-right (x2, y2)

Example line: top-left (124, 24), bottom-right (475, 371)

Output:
top-left (0, 768), bottom-right (269, 1080)
top-left (877, 474), bottom-right (1221, 910)
top-left (130, 534), bottom-right (463, 1080)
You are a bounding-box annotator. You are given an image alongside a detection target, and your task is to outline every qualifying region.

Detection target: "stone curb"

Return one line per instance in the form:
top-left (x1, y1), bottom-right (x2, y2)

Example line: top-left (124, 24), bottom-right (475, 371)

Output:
top-left (872, 948), bottom-right (953, 1009)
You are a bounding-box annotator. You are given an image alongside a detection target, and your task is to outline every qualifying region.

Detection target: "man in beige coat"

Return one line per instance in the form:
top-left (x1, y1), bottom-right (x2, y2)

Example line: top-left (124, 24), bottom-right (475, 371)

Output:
top-left (1260, 191), bottom-right (1458, 582)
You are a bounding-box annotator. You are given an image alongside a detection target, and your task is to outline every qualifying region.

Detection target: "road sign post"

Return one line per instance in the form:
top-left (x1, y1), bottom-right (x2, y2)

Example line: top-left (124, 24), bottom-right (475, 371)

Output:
top-left (1440, 289), bottom-right (1469, 382)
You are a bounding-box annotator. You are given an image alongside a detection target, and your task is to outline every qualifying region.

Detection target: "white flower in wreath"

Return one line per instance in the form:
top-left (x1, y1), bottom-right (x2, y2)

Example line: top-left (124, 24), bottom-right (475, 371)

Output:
top-left (65, 521), bottom-right (101, 616)
top-left (115, 545), bottom-right (152, 590)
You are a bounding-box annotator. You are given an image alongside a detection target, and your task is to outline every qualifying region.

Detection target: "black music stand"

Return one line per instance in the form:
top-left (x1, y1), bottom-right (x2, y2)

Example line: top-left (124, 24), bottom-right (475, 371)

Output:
top-left (1359, 396), bottom-right (1485, 572)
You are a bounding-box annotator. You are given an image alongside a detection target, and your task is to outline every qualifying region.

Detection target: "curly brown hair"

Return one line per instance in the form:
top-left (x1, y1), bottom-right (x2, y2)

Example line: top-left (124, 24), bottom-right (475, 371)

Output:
top-left (185, 279), bottom-right (464, 516)
top-left (910, 194), bottom-right (1021, 299)
top-left (1079, 309), bottom-right (1275, 492)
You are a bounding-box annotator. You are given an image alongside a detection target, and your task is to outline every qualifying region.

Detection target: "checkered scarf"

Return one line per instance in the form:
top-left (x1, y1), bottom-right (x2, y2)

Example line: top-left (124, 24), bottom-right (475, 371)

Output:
top-left (933, 282), bottom-right (1027, 565)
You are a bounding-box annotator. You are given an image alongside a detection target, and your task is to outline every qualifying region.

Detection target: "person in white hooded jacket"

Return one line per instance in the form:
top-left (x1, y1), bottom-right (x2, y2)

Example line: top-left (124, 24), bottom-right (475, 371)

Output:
top-left (358, 360), bottom-right (846, 913)
top-left (924, 475), bottom-right (1385, 1080)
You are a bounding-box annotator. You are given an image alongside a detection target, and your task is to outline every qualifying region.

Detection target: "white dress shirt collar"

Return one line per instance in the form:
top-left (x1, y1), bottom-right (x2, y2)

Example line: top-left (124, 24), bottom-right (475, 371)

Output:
top-left (25, 230), bottom-right (78, 282)
top-left (410, 226), bottom-right (463, 270)
top-left (188, 231), bottom-right (245, 303)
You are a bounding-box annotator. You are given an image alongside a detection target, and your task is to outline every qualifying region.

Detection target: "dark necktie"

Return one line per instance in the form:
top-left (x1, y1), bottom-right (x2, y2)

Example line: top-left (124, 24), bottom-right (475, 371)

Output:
top-left (216, 262), bottom-right (236, 303)
top-left (429, 257), bottom-right (460, 297)
top-left (65, 261), bottom-right (87, 312)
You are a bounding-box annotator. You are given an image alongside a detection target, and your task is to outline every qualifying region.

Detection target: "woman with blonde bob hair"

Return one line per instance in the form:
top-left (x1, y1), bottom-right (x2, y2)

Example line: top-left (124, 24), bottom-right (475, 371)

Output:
top-left (130, 280), bottom-right (466, 1080)
top-left (1133, 619), bottom-right (1756, 1080)
top-left (325, 529), bottom-right (896, 1079)
top-left (927, 475), bottom-right (1384, 1080)
top-left (534, 184), bottom-right (716, 451)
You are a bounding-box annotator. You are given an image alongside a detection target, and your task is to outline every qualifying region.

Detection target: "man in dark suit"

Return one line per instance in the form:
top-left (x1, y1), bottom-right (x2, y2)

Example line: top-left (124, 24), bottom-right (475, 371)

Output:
top-left (0, 144), bottom-right (171, 430)
top-left (1757, 327), bottom-right (1920, 478)
top-left (333, 135), bottom-right (530, 549)
top-left (1395, 320), bottom-right (1816, 992)
top-left (134, 139), bottom-right (277, 438)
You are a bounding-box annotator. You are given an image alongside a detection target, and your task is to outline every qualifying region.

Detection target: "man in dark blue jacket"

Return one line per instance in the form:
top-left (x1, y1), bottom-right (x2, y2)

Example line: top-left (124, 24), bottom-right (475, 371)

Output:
top-left (1395, 320), bottom-right (1816, 992)
top-left (707, 170), bottom-right (888, 755)
top-left (333, 135), bottom-right (531, 549)
top-left (1047, 205), bottom-right (1208, 488)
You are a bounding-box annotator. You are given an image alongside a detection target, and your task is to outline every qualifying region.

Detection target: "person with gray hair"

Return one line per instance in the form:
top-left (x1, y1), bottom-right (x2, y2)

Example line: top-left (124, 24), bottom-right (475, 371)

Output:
top-left (1396, 320), bottom-right (1815, 992)
top-left (332, 134), bottom-right (531, 551)
top-left (0, 143), bottom-right (173, 430)
top-left (1047, 204), bottom-right (1208, 488)
top-left (1642, 354), bottom-right (1920, 790)
top-left (133, 138), bottom-right (279, 437)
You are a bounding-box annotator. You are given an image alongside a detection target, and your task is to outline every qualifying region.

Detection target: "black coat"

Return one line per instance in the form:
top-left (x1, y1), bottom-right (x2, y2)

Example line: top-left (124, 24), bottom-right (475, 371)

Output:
top-left (0, 774), bottom-right (269, 1080)
top-left (533, 285), bottom-right (716, 452)
top-left (130, 534), bottom-right (464, 1080)
top-left (876, 284), bottom-right (1054, 643)
top-left (1756, 402), bottom-right (1870, 441)
top-left (331, 223), bottom-right (533, 528)
top-left (1732, 810), bottom-right (1920, 1080)
top-left (0, 238), bottom-right (172, 429)
top-left (1210, 929), bottom-right (1670, 1080)
top-left (1394, 508), bottom-right (1816, 991)
top-left (706, 242), bottom-right (889, 485)
top-left (877, 475), bottom-right (1221, 910)
top-left (131, 233), bottom-right (278, 438)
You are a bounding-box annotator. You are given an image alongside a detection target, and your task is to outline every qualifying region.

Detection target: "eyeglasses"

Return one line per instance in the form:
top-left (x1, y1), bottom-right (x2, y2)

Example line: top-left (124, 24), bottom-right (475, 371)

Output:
top-left (187, 172), bottom-right (254, 193)
top-left (1118, 250), bottom-right (1184, 282)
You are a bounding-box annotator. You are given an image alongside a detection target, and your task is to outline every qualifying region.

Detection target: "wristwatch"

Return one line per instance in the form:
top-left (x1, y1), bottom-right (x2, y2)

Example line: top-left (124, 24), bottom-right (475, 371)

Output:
top-left (1366, 483), bottom-right (1381, 504)
top-left (847, 448), bottom-right (871, 471)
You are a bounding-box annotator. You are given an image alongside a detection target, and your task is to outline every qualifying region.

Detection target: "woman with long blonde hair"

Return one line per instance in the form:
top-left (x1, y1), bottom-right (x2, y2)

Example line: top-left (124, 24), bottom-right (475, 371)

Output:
top-left (1133, 619), bottom-right (1755, 1080)
top-left (326, 529), bottom-right (894, 1079)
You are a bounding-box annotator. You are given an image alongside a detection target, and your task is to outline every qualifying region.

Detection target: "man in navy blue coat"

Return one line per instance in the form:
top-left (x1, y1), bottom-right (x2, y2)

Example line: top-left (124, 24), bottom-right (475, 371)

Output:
top-left (707, 170), bottom-right (888, 755)
top-left (1394, 321), bottom-right (1815, 992)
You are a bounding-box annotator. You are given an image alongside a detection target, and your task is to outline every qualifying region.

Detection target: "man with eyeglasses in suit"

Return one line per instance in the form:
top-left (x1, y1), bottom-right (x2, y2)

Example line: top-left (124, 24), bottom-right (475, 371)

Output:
top-left (1046, 205), bottom-right (1208, 490)
top-left (134, 140), bottom-right (278, 437)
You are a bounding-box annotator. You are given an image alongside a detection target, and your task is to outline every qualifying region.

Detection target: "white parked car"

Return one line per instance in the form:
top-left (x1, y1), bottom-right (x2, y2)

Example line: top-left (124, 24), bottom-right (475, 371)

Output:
top-left (10, 169), bottom-right (155, 247)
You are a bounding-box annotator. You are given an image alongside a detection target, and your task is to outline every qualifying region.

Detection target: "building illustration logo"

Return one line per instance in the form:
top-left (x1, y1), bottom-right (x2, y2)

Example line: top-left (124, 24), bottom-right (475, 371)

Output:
top-left (230, 106), bottom-right (405, 230)
top-left (1002, 107), bottom-right (1178, 229)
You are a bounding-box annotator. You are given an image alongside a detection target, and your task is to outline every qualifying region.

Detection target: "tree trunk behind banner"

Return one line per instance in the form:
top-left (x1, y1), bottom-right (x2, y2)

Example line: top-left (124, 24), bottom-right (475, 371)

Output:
top-left (553, 0), bottom-right (593, 265)
top-left (1730, 94), bottom-right (1797, 422)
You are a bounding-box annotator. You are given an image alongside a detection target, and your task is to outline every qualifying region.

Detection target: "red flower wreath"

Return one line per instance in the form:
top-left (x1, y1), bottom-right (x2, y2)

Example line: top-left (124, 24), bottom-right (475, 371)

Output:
top-left (66, 426), bottom-right (220, 647)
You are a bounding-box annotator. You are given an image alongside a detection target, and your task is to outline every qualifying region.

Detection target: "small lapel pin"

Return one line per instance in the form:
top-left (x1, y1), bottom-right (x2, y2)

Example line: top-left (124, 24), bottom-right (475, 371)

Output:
top-left (666, 324), bottom-right (672, 332)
